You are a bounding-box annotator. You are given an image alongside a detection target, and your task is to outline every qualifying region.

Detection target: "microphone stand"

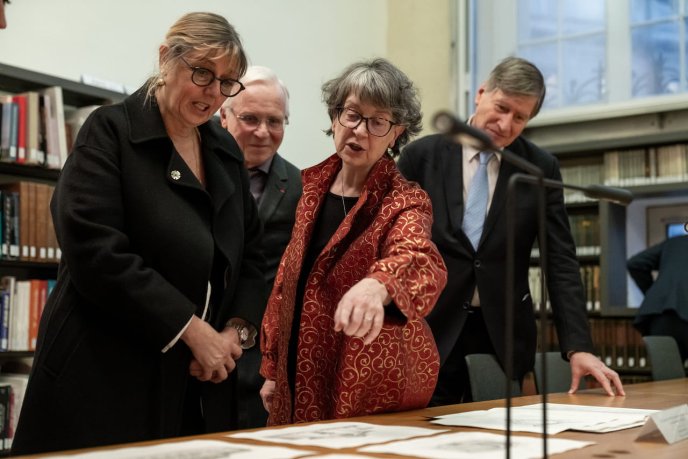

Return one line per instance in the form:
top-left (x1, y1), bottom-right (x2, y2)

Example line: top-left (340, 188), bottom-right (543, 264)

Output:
top-left (432, 111), bottom-right (633, 459)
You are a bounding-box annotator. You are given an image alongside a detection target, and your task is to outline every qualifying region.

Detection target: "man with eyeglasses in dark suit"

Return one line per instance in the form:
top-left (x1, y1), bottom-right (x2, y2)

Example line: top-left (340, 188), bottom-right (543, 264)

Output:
top-left (220, 65), bottom-right (301, 428)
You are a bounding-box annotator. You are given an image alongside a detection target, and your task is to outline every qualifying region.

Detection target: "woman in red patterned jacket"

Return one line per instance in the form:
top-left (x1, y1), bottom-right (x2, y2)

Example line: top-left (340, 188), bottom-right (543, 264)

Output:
top-left (259, 58), bottom-right (447, 425)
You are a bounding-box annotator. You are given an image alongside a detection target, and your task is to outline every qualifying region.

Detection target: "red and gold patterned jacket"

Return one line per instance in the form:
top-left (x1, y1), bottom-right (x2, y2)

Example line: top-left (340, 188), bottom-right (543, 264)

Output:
top-left (260, 153), bottom-right (447, 425)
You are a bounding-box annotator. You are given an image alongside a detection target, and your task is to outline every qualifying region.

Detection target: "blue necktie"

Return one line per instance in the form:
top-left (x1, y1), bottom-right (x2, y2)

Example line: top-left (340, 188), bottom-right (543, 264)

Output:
top-left (463, 151), bottom-right (493, 249)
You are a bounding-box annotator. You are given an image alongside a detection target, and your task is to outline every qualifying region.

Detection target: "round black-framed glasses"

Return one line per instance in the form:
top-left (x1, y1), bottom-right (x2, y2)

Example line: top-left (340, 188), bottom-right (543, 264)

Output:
top-left (336, 106), bottom-right (400, 137)
top-left (180, 57), bottom-right (245, 97)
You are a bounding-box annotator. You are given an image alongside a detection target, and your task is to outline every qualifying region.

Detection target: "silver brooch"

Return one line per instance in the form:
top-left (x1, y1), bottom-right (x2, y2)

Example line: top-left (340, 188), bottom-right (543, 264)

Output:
top-left (170, 170), bottom-right (181, 180)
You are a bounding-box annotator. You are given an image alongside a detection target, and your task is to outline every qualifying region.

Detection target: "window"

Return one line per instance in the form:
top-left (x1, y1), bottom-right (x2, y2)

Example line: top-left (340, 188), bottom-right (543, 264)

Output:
top-left (466, 0), bottom-right (688, 116)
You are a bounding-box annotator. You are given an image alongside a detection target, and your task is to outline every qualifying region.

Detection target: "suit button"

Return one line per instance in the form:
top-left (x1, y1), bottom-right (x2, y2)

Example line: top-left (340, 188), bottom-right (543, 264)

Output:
top-left (474, 259), bottom-right (481, 268)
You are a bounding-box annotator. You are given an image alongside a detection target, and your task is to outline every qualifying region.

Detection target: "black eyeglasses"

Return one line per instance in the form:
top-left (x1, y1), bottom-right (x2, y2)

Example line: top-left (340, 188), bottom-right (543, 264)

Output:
top-left (180, 57), bottom-right (245, 97)
top-left (336, 107), bottom-right (399, 137)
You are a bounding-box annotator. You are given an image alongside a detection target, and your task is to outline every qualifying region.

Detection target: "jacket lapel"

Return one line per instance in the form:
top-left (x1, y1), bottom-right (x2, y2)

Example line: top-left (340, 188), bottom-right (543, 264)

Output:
top-left (258, 154), bottom-right (289, 222)
top-left (440, 141), bottom-right (466, 237)
top-left (479, 151), bottom-right (518, 246)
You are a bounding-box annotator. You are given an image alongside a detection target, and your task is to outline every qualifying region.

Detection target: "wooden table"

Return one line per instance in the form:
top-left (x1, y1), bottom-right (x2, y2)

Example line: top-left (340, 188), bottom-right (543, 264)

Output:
top-left (19, 378), bottom-right (688, 458)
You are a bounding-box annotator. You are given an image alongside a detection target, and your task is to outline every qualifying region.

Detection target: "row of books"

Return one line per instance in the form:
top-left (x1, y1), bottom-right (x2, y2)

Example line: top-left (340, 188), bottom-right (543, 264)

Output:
top-left (0, 276), bottom-right (55, 352)
top-left (529, 264), bottom-right (600, 312)
top-left (1, 182), bottom-right (60, 263)
top-left (537, 317), bottom-right (647, 371)
top-left (0, 87), bottom-right (99, 170)
top-left (559, 143), bottom-right (688, 192)
top-left (604, 144), bottom-right (688, 186)
top-left (538, 317), bottom-right (650, 374)
top-left (0, 88), bottom-right (66, 169)
top-left (0, 374), bottom-right (29, 450)
top-left (568, 214), bottom-right (600, 255)
top-left (561, 144), bottom-right (688, 191)
top-left (560, 163), bottom-right (603, 203)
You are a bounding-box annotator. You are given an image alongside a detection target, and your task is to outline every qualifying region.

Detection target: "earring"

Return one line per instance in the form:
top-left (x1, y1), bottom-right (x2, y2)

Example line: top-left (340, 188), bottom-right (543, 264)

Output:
top-left (156, 77), bottom-right (165, 87)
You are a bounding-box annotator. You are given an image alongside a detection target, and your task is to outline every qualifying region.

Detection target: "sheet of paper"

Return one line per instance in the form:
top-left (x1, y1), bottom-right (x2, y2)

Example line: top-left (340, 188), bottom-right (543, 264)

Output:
top-left (308, 455), bottom-right (380, 459)
top-left (40, 439), bottom-right (308, 459)
top-left (432, 403), bottom-right (658, 434)
top-left (229, 421), bottom-right (447, 448)
top-left (360, 431), bottom-right (595, 459)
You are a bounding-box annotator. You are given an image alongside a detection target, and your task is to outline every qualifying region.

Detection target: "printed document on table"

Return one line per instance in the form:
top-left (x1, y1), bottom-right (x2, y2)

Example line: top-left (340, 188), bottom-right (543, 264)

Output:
top-left (432, 403), bottom-right (658, 434)
top-left (39, 439), bottom-right (309, 459)
top-left (229, 421), bottom-right (447, 448)
top-left (360, 431), bottom-right (595, 459)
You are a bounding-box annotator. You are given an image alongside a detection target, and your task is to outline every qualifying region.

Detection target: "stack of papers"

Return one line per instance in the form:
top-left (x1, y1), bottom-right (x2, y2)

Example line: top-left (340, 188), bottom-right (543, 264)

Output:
top-left (229, 421), bottom-right (447, 448)
top-left (432, 403), bottom-right (658, 434)
top-left (360, 431), bottom-right (594, 459)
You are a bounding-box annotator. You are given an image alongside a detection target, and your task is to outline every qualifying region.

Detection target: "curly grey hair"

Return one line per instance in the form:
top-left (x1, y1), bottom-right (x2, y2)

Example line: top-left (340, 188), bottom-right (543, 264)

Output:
top-left (321, 58), bottom-right (422, 156)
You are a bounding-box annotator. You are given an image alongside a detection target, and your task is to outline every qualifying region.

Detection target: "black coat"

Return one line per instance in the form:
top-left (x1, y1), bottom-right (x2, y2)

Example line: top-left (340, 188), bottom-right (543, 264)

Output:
top-left (12, 89), bottom-right (267, 455)
top-left (397, 134), bottom-right (594, 379)
top-left (257, 153), bottom-right (302, 288)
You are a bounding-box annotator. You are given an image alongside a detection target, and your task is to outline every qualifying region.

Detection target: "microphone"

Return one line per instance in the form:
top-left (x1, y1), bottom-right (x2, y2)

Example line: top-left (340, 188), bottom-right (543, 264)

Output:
top-left (583, 184), bottom-right (634, 206)
top-left (432, 110), bottom-right (497, 151)
top-left (432, 110), bottom-right (543, 177)
top-left (432, 110), bottom-right (634, 205)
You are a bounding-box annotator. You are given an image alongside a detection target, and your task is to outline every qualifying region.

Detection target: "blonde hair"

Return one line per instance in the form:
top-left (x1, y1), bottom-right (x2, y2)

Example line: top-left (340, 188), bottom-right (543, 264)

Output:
top-left (145, 12), bottom-right (247, 101)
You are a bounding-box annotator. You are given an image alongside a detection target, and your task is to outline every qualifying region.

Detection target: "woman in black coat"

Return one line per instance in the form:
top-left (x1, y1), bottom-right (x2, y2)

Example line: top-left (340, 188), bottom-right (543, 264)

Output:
top-left (12, 12), bottom-right (267, 455)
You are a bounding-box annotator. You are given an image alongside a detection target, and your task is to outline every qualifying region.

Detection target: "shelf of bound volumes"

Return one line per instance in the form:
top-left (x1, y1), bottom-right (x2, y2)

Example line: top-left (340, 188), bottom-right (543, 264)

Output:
top-left (559, 142), bottom-right (688, 196)
top-left (0, 180), bottom-right (59, 264)
top-left (0, 62), bottom-right (125, 172)
top-left (537, 314), bottom-right (652, 387)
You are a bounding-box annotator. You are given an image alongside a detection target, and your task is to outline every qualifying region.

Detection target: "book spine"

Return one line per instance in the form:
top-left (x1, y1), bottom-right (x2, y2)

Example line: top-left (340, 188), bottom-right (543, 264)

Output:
top-left (11, 96), bottom-right (26, 164)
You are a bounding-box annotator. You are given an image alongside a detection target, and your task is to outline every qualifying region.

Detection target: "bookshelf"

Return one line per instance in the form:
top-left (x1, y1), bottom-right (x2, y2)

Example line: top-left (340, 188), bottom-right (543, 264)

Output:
top-left (0, 62), bottom-right (125, 349)
top-left (524, 99), bottom-right (688, 384)
top-left (0, 64), bottom-right (125, 450)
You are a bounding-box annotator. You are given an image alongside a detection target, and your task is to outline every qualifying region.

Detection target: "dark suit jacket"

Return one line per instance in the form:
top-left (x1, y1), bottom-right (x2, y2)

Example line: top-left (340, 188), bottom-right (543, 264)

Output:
top-left (13, 88), bottom-right (267, 455)
top-left (628, 234), bottom-right (688, 331)
top-left (397, 133), bottom-right (594, 379)
top-left (236, 152), bottom-right (301, 429)
top-left (258, 153), bottom-right (302, 288)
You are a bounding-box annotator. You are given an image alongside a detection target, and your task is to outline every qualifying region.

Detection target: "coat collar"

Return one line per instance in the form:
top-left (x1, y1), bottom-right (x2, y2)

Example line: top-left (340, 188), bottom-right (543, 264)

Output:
top-left (122, 86), bottom-right (243, 165)
top-left (302, 152), bottom-right (395, 202)
top-left (300, 153), bottom-right (396, 257)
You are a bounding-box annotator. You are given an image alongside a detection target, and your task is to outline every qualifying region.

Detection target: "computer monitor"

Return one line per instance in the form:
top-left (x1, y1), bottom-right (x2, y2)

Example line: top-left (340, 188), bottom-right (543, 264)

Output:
top-left (666, 222), bottom-right (688, 239)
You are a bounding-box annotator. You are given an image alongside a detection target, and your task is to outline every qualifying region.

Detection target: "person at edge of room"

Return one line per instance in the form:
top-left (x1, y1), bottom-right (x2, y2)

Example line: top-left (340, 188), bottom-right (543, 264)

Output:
top-left (259, 58), bottom-right (448, 425)
top-left (0, 0), bottom-right (9, 29)
top-left (12, 12), bottom-right (268, 456)
top-left (220, 65), bottom-right (302, 428)
top-left (627, 234), bottom-right (688, 363)
top-left (397, 56), bottom-right (625, 405)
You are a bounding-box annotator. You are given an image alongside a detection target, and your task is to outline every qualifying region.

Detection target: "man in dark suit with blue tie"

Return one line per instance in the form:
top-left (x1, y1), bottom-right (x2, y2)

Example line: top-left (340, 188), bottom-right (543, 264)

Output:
top-left (628, 233), bottom-right (688, 362)
top-left (221, 66), bottom-right (301, 426)
top-left (398, 57), bottom-right (624, 404)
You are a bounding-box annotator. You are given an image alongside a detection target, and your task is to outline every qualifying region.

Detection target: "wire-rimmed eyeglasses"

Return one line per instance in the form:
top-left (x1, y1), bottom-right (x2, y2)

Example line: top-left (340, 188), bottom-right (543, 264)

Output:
top-left (180, 57), bottom-right (245, 97)
top-left (336, 107), bottom-right (400, 137)
top-left (230, 108), bottom-right (288, 133)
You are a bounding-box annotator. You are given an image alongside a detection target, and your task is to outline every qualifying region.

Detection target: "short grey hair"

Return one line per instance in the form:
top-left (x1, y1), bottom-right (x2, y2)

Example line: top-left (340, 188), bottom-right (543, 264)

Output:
top-left (321, 58), bottom-right (422, 156)
top-left (222, 65), bottom-right (290, 119)
top-left (484, 56), bottom-right (546, 119)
